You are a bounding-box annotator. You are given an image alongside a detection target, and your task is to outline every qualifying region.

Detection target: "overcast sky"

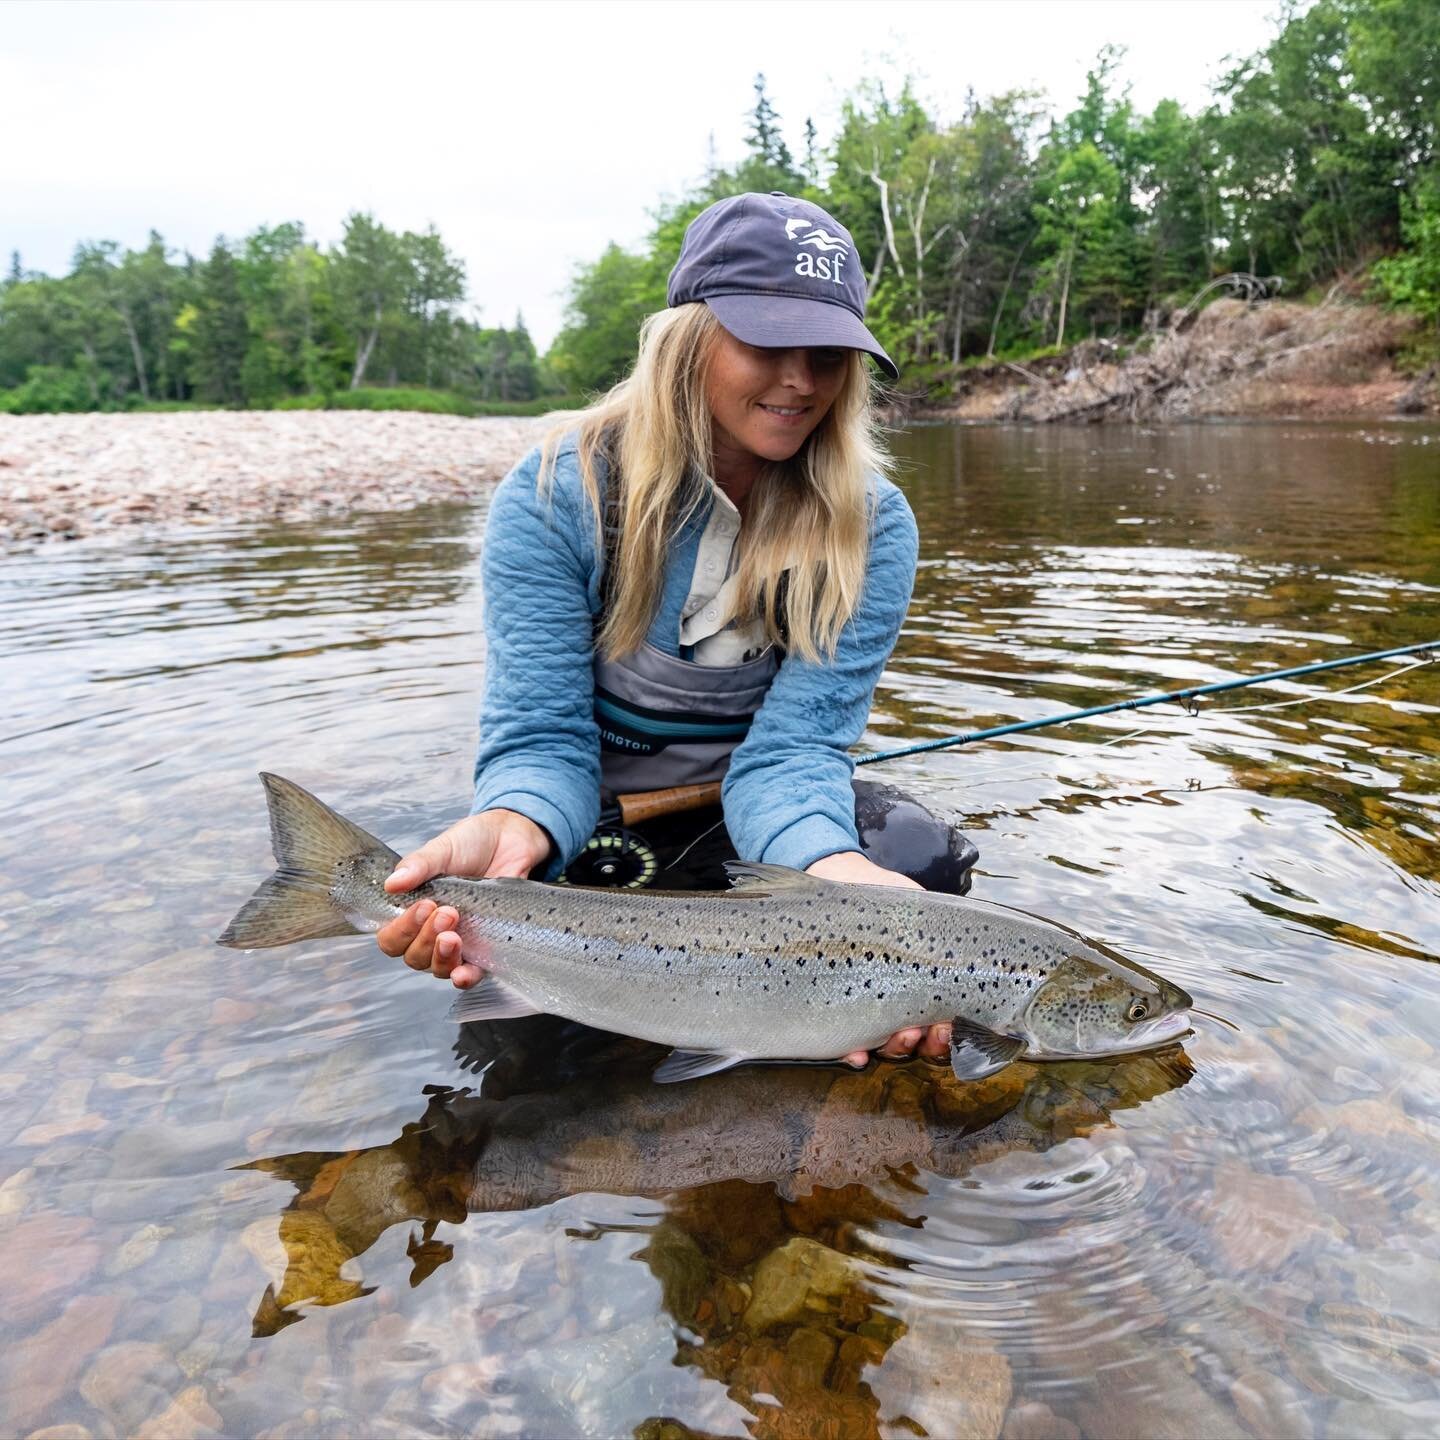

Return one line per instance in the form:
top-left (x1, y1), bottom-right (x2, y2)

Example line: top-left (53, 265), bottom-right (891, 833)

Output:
top-left (3, 0), bottom-right (1282, 348)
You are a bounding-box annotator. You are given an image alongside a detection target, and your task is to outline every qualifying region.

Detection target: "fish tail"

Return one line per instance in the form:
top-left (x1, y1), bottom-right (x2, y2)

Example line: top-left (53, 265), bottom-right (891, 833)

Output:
top-left (217, 773), bottom-right (396, 949)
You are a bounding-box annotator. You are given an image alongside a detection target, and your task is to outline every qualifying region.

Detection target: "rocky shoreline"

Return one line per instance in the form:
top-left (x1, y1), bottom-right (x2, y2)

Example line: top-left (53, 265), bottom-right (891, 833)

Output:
top-left (0, 410), bottom-right (553, 546)
top-left (905, 299), bottom-right (1435, 424)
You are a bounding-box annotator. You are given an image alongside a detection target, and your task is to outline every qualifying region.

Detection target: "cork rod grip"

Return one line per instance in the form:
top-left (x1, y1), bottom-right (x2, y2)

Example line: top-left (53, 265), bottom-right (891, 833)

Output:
top-left (615, 781), bottom-right (723, 826)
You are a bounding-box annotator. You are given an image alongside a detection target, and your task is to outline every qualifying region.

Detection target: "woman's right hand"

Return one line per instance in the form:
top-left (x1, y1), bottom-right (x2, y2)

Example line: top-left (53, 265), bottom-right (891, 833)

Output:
top-left (375, 808), bottom-right (551, 988)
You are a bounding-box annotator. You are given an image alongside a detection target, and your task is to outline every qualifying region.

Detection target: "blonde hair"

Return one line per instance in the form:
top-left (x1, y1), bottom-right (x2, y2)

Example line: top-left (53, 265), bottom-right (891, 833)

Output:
top-left (539, 304), bottom-right (892, 664)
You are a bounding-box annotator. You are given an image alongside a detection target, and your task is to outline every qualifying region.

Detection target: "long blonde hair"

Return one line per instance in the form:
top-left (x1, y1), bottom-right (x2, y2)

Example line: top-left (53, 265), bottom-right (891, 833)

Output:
top-left (539, 303), bottom-right (892, 664)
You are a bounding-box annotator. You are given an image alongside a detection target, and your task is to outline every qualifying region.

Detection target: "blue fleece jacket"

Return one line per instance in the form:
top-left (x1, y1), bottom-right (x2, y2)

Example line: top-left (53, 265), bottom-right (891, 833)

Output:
top-left (471, 438), bottom-right (919, 874)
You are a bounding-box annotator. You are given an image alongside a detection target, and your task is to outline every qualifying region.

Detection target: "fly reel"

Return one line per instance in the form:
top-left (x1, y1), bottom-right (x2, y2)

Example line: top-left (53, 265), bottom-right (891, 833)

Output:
top-left (560, 827), bottom-right (658, 888)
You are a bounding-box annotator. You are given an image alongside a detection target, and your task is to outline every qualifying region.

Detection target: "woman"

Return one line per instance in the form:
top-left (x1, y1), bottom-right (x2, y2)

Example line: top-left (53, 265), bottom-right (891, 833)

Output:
top-left (377, 192), bottom-right (971, 1065)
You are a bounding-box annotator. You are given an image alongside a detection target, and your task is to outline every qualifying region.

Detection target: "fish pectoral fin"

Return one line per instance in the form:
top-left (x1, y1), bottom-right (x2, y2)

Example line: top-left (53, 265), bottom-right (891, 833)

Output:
top-left (652, 1048), bottom-right (748, 1084)
top-left (948, 1017), bottom-right (1025, 1081)
top-left (448, 977), bottom-right (544, 1024)
top-left (722, 861), bottom-right (826, 894)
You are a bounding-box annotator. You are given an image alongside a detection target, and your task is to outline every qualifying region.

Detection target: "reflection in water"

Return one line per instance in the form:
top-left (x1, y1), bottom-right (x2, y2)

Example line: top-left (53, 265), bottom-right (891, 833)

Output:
top-left (246, 1021), bottom-right (1190, 1438)
top-left (2, 422), bottom-right (1439, 1438)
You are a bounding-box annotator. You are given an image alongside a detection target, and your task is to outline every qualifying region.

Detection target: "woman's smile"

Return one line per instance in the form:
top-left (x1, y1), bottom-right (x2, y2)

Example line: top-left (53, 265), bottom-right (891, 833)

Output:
top-left (756, 401), bottom-right (811, 423)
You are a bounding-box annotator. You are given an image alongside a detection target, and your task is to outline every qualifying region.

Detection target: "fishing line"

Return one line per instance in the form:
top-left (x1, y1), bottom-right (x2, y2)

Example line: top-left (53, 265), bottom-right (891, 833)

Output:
top-left (662, 815), bottom-right (729, 872)
top-left (1219, 655), bottom-right (1432, 713)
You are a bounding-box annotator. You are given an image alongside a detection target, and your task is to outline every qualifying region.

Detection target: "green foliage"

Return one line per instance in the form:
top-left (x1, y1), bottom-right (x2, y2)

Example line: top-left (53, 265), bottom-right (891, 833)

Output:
top-left (547, 243), bottom-right (660, 394)
top-left (473, 314), bottom-right (541, 402)
top-left (188, 241), bottom-right (249, 405)
top-left (1373, 178), bottom-right (1440, 334)
top-left (0, 364), bottom-right (95, 413)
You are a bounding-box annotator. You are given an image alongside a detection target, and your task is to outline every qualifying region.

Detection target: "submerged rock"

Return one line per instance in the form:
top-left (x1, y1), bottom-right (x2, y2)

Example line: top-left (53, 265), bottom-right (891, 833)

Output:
top-left (743, 1237), bottom-right (859, 1333)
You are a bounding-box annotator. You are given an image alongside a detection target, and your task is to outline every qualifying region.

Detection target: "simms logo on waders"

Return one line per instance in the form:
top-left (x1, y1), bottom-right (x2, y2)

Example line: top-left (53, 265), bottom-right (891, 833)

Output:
top-left (784, 216), bottom-right (848, 285)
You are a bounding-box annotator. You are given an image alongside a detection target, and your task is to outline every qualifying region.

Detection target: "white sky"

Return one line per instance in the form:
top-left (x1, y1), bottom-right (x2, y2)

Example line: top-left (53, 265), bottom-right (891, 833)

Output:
top-left (2, 0), bottom-right (1283, 349)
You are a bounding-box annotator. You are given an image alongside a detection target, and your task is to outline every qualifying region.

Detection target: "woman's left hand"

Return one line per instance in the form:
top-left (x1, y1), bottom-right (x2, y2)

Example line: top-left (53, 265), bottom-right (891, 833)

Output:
top-left (803, 851), bottom-right (953, 1068)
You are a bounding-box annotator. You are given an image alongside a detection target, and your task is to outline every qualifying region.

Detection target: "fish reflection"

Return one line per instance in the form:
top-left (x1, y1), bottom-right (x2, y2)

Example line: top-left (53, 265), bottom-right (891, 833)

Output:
top-left (244, 1020), bottom-right (1190, 1345)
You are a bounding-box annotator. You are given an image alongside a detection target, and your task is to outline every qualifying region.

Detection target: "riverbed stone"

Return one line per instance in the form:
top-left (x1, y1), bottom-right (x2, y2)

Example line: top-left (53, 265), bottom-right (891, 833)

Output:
top-left (743, 1237), bottom-right (857, 1333)
top-left (5, 1293), bottom-right (123, 1433)
top-left (871, 1309), bottom-right (1013, 1440)
top-left (80, 1341), bottom-right (182, 1435)
top-left (0, 1214), bottom-right (101, 1326)
top-left (1230, 1368), bottom-right (1315, 1440)
top-left (105, 1222), bottom-right (174, 1277)
top-left (134, 1385), bottom-right (224, 1440)
top-left (1001, 1400), bottom-right (1081, 1440)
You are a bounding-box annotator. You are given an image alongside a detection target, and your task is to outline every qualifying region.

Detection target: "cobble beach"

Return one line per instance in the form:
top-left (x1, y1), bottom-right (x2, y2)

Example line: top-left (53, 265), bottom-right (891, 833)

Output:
top-left (0, 410), bottom-right (553, 545)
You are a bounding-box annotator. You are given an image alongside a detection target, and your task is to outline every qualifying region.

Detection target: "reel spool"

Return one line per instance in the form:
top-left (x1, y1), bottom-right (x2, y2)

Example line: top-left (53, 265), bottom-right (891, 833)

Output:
top-left (560, 827), bottom-right (658, 888)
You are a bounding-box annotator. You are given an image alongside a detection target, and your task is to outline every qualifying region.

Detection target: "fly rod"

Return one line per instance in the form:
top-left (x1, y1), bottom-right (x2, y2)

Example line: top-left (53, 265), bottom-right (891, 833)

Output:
top-left (857, 637), bottom-right (1438, 766)
top-left (612, 639), bottom-right (1437, 820)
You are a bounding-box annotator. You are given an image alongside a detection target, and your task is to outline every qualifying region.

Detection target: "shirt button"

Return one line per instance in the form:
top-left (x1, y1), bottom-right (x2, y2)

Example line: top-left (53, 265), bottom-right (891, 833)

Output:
top-left (705, 561), bottom-right (717, 573)
top-left (705, 607), bottom-right (717, 619)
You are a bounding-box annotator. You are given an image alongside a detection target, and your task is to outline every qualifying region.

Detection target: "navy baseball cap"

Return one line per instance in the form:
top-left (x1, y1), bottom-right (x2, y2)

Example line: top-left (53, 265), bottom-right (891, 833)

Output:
top-left (668, 191), bottom-right (898, 379)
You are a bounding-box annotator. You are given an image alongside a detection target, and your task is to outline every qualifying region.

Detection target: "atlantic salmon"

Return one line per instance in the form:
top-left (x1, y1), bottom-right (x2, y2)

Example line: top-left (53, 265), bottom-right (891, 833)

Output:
top-left (218, 774), bottom-right (1193, 1082)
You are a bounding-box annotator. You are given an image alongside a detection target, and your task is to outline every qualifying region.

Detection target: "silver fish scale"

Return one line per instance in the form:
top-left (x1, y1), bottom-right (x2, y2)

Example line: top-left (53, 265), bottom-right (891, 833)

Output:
top-left (385, 874), bottom-right (1078, 1061)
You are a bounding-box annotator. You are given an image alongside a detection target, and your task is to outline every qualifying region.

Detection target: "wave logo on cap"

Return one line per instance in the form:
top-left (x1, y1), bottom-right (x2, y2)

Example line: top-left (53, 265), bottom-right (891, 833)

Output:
top-left (783, 216), bottom-right (849, 285)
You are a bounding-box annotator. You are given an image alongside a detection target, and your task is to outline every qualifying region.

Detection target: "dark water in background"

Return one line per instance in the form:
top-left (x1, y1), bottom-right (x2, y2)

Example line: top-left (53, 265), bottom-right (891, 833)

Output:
top-left (1, 420), bottom-right (1438, 1438)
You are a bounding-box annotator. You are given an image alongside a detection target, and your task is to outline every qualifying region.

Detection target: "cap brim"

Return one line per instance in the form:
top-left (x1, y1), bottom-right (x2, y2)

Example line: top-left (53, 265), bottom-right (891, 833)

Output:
top-left (705, 295), bottom-right (898, 380)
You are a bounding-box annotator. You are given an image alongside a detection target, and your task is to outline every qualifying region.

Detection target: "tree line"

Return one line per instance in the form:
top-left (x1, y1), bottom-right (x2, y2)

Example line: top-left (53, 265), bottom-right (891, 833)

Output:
top-left (2, 0), bottom-right (1436, 413)
top-left (0, 216), bottom-right (542, 413)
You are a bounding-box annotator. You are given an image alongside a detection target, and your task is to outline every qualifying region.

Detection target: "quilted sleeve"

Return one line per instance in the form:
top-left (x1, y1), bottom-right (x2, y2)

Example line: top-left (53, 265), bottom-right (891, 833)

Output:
top-left (471, 445), bottom-right (603, 873)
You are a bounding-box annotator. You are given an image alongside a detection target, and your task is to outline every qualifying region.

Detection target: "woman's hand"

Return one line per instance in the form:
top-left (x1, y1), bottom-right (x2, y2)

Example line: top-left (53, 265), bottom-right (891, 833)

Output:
top-left (376, 808), bottom-right (551, 988)
top-left (804, 851), bottom-right (952, 1068)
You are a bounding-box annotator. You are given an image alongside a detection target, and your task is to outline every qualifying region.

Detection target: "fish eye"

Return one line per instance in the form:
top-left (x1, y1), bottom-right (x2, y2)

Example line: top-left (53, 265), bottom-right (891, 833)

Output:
top-left (1127, 1000), bottom-right (1150, 1023)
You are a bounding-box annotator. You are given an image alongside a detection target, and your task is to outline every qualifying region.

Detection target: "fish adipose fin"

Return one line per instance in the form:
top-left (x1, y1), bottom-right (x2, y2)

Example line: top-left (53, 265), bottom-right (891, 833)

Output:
top-left (949, 1017), bottom-right (1025, 1081)
top-left (653, 1049), bottom-right (748, 1083)
top-left (217, 773), bottom-right (398, 949)
top-left (448, 977), bottom-right (544, 1024)
top-left (722, 861), bottom-right (822, 894)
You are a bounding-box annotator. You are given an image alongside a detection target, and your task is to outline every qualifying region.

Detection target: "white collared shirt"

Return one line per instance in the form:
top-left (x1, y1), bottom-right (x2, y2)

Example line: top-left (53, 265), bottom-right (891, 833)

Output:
top-left (677, 480), bottom-right (771, 666)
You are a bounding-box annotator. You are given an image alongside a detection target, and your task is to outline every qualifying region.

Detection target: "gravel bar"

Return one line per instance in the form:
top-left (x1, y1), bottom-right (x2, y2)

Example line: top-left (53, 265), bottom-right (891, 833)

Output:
top-left (0, 410), bottom-right (555, 546)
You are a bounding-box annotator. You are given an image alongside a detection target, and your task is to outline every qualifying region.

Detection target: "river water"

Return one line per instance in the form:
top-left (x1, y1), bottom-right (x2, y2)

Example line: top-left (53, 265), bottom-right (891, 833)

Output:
top-left (2, 419), bottom-right (1437, 1438)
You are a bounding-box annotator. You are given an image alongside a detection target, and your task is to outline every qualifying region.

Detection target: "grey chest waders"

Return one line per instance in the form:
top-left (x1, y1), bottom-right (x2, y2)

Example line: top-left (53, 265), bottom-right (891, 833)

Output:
top-left (561, 640), bottom-right (780, 889)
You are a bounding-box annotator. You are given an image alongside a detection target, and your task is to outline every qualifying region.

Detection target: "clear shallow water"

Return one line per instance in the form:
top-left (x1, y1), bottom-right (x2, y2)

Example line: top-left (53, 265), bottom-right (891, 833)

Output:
top-left (1, 420), bottom-right (1438, 1438)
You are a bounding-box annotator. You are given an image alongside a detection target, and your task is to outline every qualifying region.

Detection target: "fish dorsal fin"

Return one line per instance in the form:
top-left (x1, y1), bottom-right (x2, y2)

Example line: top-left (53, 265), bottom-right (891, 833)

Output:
top-left (448, 977), bottom-right (544, 1024)
top-left (949, 1016), bottom-right (1025, 1081)
top-left (653, 1049), bottom-right (747, 1083)
top-left (723, 861), bottom-right (821, 894)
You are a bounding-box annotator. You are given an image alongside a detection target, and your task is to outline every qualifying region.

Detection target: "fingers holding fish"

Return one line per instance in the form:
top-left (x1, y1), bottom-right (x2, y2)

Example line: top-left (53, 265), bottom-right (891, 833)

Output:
top-left (376, 898), bottom-right (436, 959)
top-left (428, 911), bottom-right (486, 989)
top-left (869, 1024), bottom-right (948, 1063)
top-left (917, 1023), bottom-right (952, 1060)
